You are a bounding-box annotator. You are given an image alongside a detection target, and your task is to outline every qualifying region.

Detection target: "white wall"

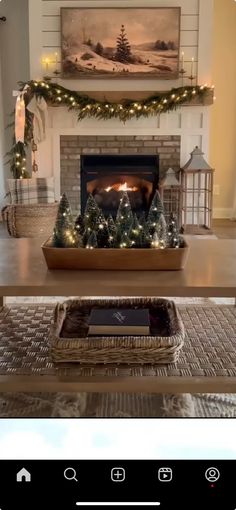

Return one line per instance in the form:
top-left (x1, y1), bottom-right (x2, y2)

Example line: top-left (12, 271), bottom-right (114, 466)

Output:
top-left (0, 0), bottom-right (30, 210)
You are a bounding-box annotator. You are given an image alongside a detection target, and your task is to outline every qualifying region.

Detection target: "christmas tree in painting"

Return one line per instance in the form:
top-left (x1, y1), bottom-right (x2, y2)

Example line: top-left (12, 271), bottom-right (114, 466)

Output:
top-left (115, 25), bottom-right (132, 63)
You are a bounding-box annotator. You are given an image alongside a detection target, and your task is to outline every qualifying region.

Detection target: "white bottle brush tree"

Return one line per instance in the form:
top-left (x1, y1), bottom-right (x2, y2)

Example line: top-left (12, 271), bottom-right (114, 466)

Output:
top-left (167, 213), bottom-right (181, 248)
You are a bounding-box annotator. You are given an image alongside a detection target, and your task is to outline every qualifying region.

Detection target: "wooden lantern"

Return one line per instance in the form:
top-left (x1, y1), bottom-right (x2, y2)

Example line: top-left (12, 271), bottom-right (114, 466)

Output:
top-left (160, 168), bottom-right (182, 228)
top-left (180, 146), bottom-right (214, 234)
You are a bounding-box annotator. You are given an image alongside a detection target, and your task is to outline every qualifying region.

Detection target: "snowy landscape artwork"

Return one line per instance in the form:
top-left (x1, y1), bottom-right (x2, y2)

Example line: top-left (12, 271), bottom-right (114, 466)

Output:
top-left (61, 8), bottom-right (181, 79)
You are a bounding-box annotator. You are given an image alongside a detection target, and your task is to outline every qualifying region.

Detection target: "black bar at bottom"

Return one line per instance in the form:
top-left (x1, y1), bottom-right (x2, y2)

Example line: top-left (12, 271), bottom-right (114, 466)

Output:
top-left (0, 460), bottom-right (234, 510)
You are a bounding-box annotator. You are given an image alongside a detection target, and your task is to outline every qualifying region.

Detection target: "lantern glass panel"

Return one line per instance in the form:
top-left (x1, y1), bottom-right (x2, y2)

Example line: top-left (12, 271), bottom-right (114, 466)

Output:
top-left (162, 187), bottom-right (181, 227)
top-left (181, 169), bottom-right (213, 233)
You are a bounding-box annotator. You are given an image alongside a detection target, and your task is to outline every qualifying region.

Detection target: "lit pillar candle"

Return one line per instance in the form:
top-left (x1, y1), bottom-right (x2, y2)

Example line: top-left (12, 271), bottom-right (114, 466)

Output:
top-left (55, 52), bottom-right (58, 69)
top-left (191, 57), bottom-right (194, 76)
top-left (45, 58), bottom-right (50, 73)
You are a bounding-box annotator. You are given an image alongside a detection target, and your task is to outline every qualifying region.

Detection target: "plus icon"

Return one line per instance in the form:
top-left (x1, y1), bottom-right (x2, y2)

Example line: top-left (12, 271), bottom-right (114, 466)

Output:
top-left (111, 467), bottom-right (125, 482)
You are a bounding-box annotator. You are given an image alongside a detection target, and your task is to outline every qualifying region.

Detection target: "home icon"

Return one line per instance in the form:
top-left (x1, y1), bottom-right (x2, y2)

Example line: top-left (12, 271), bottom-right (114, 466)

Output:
top-left (16, 468), bottom-right (31, 483)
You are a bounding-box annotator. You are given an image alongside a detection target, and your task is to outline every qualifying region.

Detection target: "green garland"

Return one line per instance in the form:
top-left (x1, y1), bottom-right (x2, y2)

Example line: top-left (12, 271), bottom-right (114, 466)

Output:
top-left (8, 79), bottom-right (213, 178)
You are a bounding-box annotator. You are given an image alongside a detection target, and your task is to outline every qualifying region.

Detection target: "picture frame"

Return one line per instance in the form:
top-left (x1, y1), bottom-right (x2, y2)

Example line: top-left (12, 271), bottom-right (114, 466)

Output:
top-left (61, 7), bottom-right (181, 80)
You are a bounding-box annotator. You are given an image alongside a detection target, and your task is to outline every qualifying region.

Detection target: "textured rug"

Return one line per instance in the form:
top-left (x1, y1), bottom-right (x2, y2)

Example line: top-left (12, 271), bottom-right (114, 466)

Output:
top-left (0, 302), bottom-right (236, 417)
top-left (0, 391), bottom-right (236, 418)
top-left (1, 304), bottom-right (236, 378)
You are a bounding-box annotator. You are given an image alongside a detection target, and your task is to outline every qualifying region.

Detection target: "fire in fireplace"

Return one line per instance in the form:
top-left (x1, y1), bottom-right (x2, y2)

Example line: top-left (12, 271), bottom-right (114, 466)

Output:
top-left (81, 155), bottom-right (159, 217)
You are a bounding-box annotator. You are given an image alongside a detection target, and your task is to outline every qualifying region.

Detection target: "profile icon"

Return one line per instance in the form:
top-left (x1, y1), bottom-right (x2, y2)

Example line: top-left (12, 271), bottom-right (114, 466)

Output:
top-left (205, 467), bottom-right (220, 483)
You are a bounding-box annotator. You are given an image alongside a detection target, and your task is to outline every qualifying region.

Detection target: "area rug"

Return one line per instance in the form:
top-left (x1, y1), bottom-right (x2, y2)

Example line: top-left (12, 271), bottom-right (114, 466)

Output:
top-left (0, 391), bottom-right (236, 418)
top-left (0, 302), bottom-right (236, 417)
top-left (1, 304), bottom-right (236, 379)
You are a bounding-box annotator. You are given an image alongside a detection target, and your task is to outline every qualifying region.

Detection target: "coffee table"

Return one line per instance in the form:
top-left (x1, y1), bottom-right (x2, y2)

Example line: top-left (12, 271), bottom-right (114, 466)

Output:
top-left (0, 237), bottom-right (236, 393)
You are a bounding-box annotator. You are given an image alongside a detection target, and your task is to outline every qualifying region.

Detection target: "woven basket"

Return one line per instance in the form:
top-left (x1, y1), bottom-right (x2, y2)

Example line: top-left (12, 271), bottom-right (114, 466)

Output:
top-left (2, 203), bottom-right (58, 238)
top-left (50, 298), bottom-right (185, 364)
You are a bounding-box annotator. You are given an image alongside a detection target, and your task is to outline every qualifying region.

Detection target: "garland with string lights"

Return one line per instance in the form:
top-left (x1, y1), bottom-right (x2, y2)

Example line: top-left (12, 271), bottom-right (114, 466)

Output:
top-left (7, 79), bottom-right (213, 178)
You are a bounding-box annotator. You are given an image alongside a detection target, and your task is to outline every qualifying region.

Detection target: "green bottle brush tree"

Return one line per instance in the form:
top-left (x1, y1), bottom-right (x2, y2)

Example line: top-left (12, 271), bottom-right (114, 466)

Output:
top-left (52, 191), bottom-right (183, 249)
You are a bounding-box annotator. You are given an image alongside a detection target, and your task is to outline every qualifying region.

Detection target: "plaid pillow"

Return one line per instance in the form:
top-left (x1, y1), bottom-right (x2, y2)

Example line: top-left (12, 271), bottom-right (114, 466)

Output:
top-left (8, 178), bottom-right (55, 204)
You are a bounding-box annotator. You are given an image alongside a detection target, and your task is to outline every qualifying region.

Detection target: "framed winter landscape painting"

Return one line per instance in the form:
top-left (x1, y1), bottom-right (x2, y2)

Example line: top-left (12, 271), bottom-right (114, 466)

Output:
top-left (61, 7), bottom-right (181, 79)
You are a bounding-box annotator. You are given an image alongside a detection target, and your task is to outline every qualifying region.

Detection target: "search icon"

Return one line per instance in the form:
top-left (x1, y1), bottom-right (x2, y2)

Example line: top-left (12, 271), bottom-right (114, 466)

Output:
top-left (64, 467), bottom-right (78, 482)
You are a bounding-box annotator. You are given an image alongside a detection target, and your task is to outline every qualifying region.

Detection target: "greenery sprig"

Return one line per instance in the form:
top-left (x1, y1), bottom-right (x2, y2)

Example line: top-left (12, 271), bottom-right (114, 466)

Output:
top-left (8, 79), bottom-right (213, 178)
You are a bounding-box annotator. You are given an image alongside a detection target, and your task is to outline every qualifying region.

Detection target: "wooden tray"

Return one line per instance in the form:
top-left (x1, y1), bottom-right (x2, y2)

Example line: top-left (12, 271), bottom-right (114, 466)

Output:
top-left (42, 239), bottom-right (189, 271)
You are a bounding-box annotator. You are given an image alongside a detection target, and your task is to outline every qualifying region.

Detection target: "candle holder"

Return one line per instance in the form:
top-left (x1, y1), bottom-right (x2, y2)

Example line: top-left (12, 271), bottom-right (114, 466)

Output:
top-left (179, 67), bottom-right (187, 87)
top-left (187, 75), bottom-right (197, 86)
top-left (43, 75), bottom-right (51, 81)
top-left (42, 75), bottom-right (52, 83)
top-left (53, 69), bottom-right (61, 81)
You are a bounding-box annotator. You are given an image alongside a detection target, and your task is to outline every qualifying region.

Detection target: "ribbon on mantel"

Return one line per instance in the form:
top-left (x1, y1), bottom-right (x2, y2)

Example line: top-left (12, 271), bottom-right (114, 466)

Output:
top-left (27, 95), bottom-right (49, 144)
top-left (13, 85), bottom-right (29, 143)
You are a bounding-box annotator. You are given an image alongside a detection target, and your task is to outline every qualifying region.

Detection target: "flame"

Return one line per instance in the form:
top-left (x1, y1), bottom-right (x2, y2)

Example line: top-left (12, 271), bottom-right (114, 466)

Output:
top-left (105, 182), bottom-right (138, 193)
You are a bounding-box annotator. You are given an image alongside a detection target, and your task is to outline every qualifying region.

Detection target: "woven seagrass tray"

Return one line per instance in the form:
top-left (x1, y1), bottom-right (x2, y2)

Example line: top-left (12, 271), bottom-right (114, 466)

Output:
top-left (50, 298), bottom-right (185, 364)
top-left (2, 203), bottom-right (58, 238)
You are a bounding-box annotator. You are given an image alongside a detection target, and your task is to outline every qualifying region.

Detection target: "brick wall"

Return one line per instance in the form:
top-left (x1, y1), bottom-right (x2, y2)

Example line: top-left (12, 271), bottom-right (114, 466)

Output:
top-left (60, 135), bottom-right (180, 216)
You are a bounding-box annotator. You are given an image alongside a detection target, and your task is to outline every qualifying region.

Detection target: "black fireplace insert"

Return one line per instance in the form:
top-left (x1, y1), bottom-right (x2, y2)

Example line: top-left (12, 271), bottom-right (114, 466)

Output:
top-left (80, 154), bottom-right (159, 216)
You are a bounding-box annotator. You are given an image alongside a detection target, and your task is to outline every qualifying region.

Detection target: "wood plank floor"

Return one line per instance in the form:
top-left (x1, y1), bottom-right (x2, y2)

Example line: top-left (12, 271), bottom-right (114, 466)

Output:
top-left (213, 219), bottom-right (236, 239)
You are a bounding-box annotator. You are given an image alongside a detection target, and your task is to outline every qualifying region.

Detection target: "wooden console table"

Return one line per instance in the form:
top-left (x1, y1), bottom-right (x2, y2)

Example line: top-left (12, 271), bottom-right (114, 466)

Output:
top-left (0, 237), bottom-right (236, 393)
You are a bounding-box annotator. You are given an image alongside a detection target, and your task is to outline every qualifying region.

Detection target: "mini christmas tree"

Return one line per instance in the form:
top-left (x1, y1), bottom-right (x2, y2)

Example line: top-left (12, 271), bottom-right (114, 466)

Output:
top-left (151, 231), bottom-right (160, 249)
top-left (167, 213), bottom-right (181, 248)
top-left (52, 193), bottom-right (77, 247)
top-left (119, 231), bottom-right (133, 249)
top-left (147, 190), bottom-right (164, 235)
top-left (84, 194), bottom-right (100, 232)
top-left (137, 221), bottom-right (152, 248)
top-left (107, 214), bottom-right (117, 246)
top-left (74, 214), bottom-right (85, 237)
top-left (82, 228), bottom-right (90, 248)
top-left (138, 211), bottom-right (146, 228)
top-left (130, 214), bottom-right (141, 247)
top-left (156, 214), bottom-right (167, 249)
top-left (116, 192), bottom-right (133, 234)
top-left (96, 211), bottom-right (110, 248)
top-left (86, 231), bottom-right (98, 249)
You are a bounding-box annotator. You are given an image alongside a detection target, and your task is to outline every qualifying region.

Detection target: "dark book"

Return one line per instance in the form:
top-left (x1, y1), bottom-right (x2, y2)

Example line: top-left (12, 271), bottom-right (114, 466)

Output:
top-left (88, 308), bottom-right (150, 336)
